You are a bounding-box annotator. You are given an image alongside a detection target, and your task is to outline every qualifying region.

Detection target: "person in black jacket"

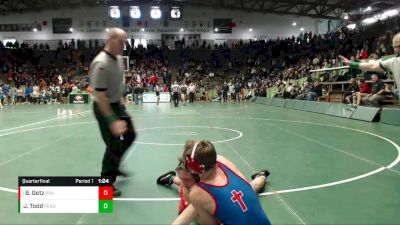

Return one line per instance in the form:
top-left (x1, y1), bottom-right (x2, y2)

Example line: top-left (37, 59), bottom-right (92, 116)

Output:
top-left (133, 84), bottom-right (144, 105)
top-left (343, 77), bottom-right (359, 104)
top-left (222, 82), bottom-right (229, 102)
top-left (307, 81), bottom-right (323, 101)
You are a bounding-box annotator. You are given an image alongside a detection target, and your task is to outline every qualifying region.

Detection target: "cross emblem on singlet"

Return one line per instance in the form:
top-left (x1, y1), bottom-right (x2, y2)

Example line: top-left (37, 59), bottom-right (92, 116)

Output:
top-left (231, 190), bottom-right (248, 212)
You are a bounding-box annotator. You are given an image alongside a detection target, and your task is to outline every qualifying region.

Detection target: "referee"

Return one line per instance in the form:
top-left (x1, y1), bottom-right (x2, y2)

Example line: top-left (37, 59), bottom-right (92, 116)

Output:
top-left (89, 28), bottom-right (136, 197)
top-left (171, 81), bottom-right (181, 107)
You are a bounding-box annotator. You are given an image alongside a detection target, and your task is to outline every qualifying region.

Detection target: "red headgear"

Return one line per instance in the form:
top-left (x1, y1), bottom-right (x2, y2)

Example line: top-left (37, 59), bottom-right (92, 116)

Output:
top-left (185, 141), bottom-right (206, 174)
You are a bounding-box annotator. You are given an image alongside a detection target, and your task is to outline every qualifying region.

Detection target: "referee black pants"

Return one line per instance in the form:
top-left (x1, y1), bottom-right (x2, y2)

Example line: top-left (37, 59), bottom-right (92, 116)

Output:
top-left (173, 92), bottom-right (179, 107)
top-left (222, 92), bottom-right (228, 102)
top-left (189, 92), bottom-right (195, 103)
top-left (93, 102), bottom-right (136, 184)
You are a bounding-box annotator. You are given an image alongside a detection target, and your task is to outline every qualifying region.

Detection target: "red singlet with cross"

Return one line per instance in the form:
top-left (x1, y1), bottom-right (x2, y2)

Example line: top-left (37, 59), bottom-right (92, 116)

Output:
top-left (196, 162), bottom-right (271, 225)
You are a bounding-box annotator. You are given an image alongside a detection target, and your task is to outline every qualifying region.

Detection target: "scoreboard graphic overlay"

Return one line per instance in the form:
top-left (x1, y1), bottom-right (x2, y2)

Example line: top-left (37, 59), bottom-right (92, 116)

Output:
top-left (18, 177), bottom-right (113, 213)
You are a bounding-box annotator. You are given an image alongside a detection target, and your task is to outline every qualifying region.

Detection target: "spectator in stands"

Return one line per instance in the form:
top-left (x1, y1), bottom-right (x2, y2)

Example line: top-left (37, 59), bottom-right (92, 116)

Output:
top-left (180, 82), bottom-right (188, 106)
top-left (155, 83), bottom-right (162, 106)
top-left (25, 84), bottom-right (33, 103)
top-left (188, 82), bottom-right (196, 103)
top-left (352, 79), bottom-right (372, 106)
top-left (39, 79), bottom-right (47, 91)
top-left (361, 74), bottom-right (386, 107)
top-left (32, 83), bottom-right (40, 104)
top-left (71, 84), bottom-right (79, 93)
top-left (245, 88), bottom-right (255, 102)
top-left (296, 81), bottom-right (311, 100)
top-left (63, 83), bottom-right (72, 103)
top-left (1, 17), bottom-right (399, 108)
top-left (197, 85), bottom-right (205, 101)
top-left (149, 74), bottom-right (158, 91)
top-left (133, 84), bottom-right (144, 105)
top-left (234, 83), bottom-right (241, 102)
top-left (371, 52), bottom-right (381, 61)
top-left (339, 32), bottom-right (399, 101)
top-left (256, 86), bottom-right (267, 97)
top-left (7, 85), bottom-right (15, 105)
top-left (229, 82), bottom-right (235, 101)
top-left (308, 81), bottom-right (322, 101)
top-left (121, 81), bottom-right (128, 103)
top-left (275, 83), bottom-right (285, 98)
top-left (216, 85), bottom-right (223, 102)
top-left (283, 82), bottom-right (294, 99)
top-left (222, 82), bottom-right (229, 102)
top-left (2, 84), bottom-right (9, 105)
top-left (55, 84), bottom-right (61, 103)
top-left (0, 85), bottom-right (4, 109)
top-left (15, 85), bottom-right (25, 104)
top-left (343, 77), bottom-right (359, 104)
top-left (357, 48), bottom-right (369, 60)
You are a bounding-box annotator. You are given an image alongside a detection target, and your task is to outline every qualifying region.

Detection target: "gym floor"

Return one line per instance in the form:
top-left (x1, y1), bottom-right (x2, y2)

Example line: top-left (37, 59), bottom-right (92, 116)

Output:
top-left (0, 102), bottom-right (399, 224)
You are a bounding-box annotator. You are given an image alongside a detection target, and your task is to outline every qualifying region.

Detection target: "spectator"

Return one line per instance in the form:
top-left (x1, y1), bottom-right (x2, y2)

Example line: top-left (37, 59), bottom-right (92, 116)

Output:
top-left (282, 83), bottom-right (291, 99)
top-left (343, 77), bottom-right (359, 104)
top-left (352, 79), bottom-right (372, 106)
top-left (133, 84), bottom-right (144, 105)
top-left (361, 74), bottom-right (386, 107)
top-left (357, 48), bottom-right (369, 60)
top-left (234, 83), bottom-right (241, 102)
top-left (188, 82), bottom-right (196, 103)
top-left (25, 84), bottom-right (33, 103)
top-left (0, 86), bottom-right (4, 109)
top-left (308, 81), bottom-right (322, 101)
top-left (32, 83), bottom-right (40, 104)
top-left (222, 82), bottom-right (229, 102)
top-left (296, 81), bottom-right (311, 100)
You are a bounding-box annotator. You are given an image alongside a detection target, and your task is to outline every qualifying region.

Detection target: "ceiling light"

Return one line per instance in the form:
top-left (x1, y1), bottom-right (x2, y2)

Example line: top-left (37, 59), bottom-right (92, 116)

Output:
top-left (381, 9), bottom-right (399, 20)
top-left (346, 24), bottom-right (356, 29)
top-left (362, 17), bottom-right (377, 24)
